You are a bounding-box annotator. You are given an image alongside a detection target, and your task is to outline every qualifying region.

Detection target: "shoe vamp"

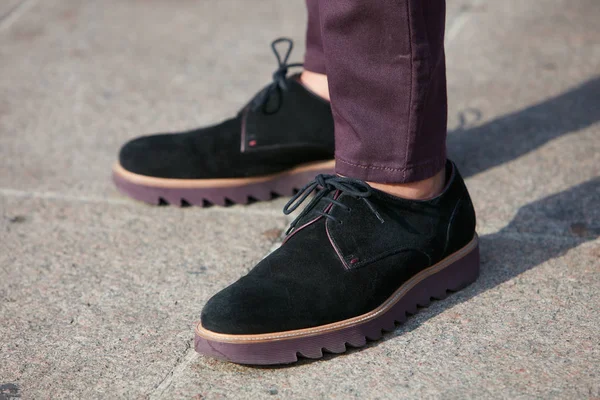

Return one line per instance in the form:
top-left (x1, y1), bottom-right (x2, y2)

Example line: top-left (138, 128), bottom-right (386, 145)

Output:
top-left (326, 194), bottom-right (447, 269)
top-left (234, 219), bottom-right (431, 333)
top-left (185, 114), bottom-right (329, 178)
top-left (118, 118), bottom-right (240, 179)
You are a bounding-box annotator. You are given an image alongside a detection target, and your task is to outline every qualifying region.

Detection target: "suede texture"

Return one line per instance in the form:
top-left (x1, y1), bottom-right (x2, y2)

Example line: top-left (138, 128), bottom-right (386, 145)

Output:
top-left (201, 161), bottom-right (477, 334)
top-left (119, 76), bottom-right (334, 179)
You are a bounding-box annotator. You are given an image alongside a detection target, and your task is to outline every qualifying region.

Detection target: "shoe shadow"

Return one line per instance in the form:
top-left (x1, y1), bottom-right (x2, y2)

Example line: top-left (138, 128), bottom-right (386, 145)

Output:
top-left (374, 177), bottom-right (600, 346)
top-left (254, 178), bottom-right (599, 369)
top-left (447, 76), bottom-right (600, 178)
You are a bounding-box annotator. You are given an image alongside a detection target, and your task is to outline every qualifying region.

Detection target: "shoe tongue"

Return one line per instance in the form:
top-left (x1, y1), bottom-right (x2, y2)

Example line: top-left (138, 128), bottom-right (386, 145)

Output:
top-left (263, 87), bottom-right (283, 113)
top-left (291, 75), bottom-right (331, 104)
top-left (255, 78), bottom-right (297, 114)
top-left (240, 73), bottom-right (326, 115)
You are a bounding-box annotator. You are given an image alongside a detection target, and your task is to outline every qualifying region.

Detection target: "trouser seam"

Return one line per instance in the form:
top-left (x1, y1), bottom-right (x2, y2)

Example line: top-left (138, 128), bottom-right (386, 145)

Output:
top-left (403, 0), bottom-right (415, 182)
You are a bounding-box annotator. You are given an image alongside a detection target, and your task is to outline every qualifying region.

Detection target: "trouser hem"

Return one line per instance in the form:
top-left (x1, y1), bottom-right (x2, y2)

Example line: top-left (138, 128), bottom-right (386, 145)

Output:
top-left (335, 154), bottom-right (447, 184)
top-left (303, 52), bottom-right (327, 74)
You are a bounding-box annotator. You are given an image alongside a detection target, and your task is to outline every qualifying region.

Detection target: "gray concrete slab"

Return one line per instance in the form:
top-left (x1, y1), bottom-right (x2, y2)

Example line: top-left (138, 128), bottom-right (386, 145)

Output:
top-left (0, 0), bottom-right (599, 399)
top-left (0, 197), bottom-right (288, 398)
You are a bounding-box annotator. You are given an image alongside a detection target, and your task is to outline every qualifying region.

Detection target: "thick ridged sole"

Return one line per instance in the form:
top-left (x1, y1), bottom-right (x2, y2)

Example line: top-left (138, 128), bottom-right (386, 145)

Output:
top-left (194, 235), bottom-right (480, 365)
top-left (112, 160), bottom-right (335, 207)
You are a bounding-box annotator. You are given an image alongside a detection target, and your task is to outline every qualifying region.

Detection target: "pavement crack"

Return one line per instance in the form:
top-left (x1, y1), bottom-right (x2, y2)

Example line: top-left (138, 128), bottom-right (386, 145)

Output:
top-left (148, 340), bottom-right (197, 400)
top-left (0, 0), bottom-right (39, 31)
top-left (446, 0), bottom-right (485, 42)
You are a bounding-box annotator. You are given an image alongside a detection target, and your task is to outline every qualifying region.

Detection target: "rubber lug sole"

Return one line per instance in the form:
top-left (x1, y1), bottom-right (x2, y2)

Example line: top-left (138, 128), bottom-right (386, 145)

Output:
top-left (112, 160), bottom-right (335, 207)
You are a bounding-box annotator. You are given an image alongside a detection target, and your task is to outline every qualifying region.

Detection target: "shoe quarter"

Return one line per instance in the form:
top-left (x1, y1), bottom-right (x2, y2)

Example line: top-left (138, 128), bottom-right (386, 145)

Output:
top-left (325, 194), bottom-right (448, 269)
top-left (241, 83), bottom-right (334, 153)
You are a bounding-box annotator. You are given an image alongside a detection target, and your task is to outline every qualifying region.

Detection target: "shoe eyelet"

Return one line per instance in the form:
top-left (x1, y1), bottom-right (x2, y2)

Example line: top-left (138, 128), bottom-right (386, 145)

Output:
top-left (346, 207), bottom-right (352, 212)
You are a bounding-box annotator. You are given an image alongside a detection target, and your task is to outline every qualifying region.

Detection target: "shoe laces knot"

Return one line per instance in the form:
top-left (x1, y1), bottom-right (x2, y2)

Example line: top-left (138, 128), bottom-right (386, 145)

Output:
top-left (283, 175), bottom-right (385, 235)
top-left (250, 38), bottom-right (304, 113)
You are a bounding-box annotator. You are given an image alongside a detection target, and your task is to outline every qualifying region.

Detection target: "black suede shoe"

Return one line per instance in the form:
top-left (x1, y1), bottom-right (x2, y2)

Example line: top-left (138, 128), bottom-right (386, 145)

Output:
top-left (113, 38), bottom-right (334, 207)
top-left (195, 160), bottom-right (479, 364)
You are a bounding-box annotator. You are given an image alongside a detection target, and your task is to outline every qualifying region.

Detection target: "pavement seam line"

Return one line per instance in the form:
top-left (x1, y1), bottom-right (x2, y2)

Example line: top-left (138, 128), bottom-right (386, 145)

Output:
top-left (2, 188), bottom-right (592, 242)
top-left (148, 343), bottom-right (198, 400)
top-left (446, 0), bottom-right (486, 42)
top-left (0, 188), bottom-right (284, 216)
top-left (0, 0), bottom-right (38, 31)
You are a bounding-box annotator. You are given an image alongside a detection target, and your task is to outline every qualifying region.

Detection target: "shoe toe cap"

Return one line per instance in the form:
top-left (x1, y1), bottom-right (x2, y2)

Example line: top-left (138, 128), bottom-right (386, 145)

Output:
top-left (200, 277), bottom-right (294, 335)
top-left (118, 133), bottom-right (198, 178)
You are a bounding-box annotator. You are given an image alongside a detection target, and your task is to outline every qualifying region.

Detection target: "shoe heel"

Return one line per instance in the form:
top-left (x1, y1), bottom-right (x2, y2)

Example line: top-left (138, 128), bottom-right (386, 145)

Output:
top-left (441, 237), bottom-right (480, 293)
top-left (399, 236), bottom-right (479, 310)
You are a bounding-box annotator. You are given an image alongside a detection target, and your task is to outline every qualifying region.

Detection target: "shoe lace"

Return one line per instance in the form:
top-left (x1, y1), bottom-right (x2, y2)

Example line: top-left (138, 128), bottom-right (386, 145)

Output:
top-left (283, 175), bottom-right (385, 235)
top-left (250, 38), bottom-right (304, 114)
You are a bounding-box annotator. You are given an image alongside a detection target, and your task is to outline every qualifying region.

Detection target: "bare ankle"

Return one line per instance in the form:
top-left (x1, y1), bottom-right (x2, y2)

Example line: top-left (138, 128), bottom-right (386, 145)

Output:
top-left (367, 168), bottom-right (446, 200)
top-left (299, 70), bottom-right (330, 101)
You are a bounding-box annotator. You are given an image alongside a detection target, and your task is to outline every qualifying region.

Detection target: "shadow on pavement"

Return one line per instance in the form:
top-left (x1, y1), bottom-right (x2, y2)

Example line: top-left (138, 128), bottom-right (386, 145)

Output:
top-left (384, 177), bottom-right (600, 335)
top-left (448, 76), bottom-right (600, 178)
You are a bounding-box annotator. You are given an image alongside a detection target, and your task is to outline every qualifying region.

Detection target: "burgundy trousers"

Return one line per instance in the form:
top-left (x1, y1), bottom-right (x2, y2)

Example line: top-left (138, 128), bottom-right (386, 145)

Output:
top-left (304, 0), bottom-right (448, 183)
